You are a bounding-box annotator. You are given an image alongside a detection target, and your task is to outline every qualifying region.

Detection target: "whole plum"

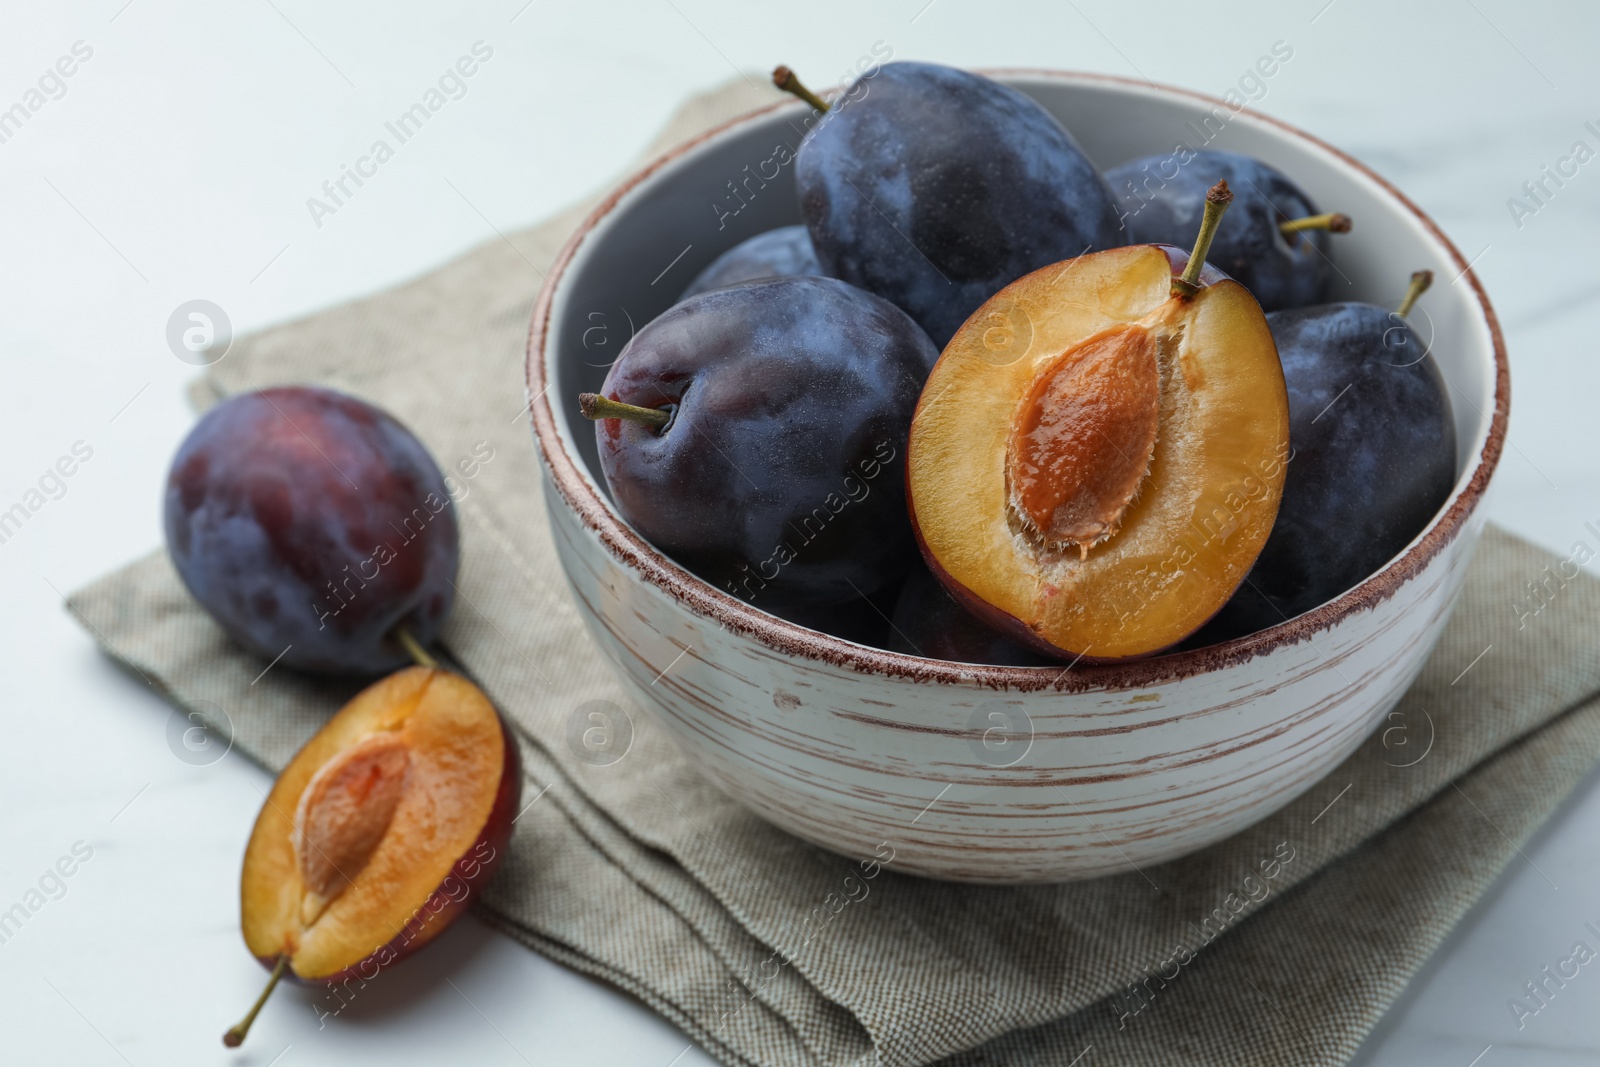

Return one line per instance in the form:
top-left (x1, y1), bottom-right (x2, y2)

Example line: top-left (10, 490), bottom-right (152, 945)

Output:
top-left (1106, 149), bottom-right (1348, 311)
top-left (164, 386), bottom-right (458, 675)
top-left (585, 276), bottom-right (937, 610)
top-left (793, 62), bottom-right (1121, 347)
top-left (680, 225), bottom-right (823, 299)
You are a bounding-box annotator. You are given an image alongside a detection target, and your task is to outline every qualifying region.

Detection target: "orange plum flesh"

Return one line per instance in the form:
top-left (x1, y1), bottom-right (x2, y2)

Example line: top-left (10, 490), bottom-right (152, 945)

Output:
top-left (907, 244), bottom-right (1290, 661)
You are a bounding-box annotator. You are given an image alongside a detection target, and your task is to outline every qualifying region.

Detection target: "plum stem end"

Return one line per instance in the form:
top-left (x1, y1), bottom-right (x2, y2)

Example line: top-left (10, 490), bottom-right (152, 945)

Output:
top-left (223, 954), bottom-right (289, 1048)
top-left (772, 65), bottom-right (830, 113)
top-left (1172, 180), bottom-right (1234, 298)
top-left (394, 625), bottom-right (439, 669)
top-left (577, 392), bottom-right (671, 429)
top-left (1279, 212), bottom-right (1352, 235)
top-left (1396, 270), bottom-right (1433, 318)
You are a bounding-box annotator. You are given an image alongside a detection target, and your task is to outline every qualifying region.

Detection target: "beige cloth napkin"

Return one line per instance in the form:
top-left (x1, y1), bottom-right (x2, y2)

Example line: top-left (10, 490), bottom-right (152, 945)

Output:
top-left (68, 79), bottom-right (1600, 1066)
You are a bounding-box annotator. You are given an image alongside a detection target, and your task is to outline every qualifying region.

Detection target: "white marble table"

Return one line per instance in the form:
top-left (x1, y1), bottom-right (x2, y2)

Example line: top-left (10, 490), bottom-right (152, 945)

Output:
top-left (1, 1), bottom-right (1594, 1063)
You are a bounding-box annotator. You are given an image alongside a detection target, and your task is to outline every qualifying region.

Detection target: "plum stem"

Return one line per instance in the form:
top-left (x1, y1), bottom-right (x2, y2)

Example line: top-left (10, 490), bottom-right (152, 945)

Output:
top-left (772, 65), bottom-right (830, 113)
top-left (1279, 212), bottom-right (1352, 235)
top-left (394, 625), bottom-right (438, 669)
top-left (222, 954), bottom-right (288, 1048)
top-left (1172, 180), bottom-right (1234, 298)
top-left (577, 392), bottom-right (670, 430)
top-left (1396, 270), bottom-right (1433, 318)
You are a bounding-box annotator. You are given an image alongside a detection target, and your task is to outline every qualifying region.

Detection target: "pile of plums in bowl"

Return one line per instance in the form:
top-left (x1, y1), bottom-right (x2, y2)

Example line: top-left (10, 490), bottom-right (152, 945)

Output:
top-left (531, 62), bottom-right (1505, 882)
top-left (162, 387), bottom-right (520, 1046)
top-left (576, 61), bottom-right (1455, 664)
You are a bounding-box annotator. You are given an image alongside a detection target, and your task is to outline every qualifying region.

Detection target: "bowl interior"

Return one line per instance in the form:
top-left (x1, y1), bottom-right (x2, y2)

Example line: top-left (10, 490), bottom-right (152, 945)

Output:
top-left (541, 72), bottom-right (1500, 645)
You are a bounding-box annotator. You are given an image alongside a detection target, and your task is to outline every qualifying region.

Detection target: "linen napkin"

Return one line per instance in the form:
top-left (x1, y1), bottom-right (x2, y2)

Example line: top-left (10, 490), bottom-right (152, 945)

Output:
top-left (68, 78), bottom-right (1600, 1066)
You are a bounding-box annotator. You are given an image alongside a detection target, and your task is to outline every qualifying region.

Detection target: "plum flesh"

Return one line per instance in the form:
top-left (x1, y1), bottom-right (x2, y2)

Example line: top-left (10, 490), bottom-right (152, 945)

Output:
top-left (1107, 149), bottom-right (1338, 312)
top-left (164, 387), bottom-right (458, 675)
top-left (796, 62), bottom-right (1121, 347)
top-left (592, 276), bottom-right (937, 610)
top-left (1197, 303), bottom-right (1456, 639)
top-left (680, 225), bottom-right (823, 299)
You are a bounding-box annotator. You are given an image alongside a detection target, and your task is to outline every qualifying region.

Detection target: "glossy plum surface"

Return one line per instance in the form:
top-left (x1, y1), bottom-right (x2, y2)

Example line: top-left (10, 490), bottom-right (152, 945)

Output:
top-left (680, 225), bottom-right (823, 299)
top-left (165, 387), bottom-right (458, 675)
top-left (795, 62), bottom-right (1121, 347)
top-left (1197, 303), bottom-right (1456, 640)
top-left (888, 566), bottom-right (1050, 666)
top-left (1108, 149), bottom-right (1335, 311)
top-left (593, 276), bottom-right (937, 610)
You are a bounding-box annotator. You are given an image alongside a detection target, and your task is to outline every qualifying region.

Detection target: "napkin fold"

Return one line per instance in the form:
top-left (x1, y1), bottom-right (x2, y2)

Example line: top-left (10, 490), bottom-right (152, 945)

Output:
top-left (69, 79), bottom-right (1600, 1066)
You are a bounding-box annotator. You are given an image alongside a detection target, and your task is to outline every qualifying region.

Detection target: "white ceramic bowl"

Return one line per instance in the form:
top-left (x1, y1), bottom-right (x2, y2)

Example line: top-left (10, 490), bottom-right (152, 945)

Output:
top-left (527, 71), bottom-right (1508, 883)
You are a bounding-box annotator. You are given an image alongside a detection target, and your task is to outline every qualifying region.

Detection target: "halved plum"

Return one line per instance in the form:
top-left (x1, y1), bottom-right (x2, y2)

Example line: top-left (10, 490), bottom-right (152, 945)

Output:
top-left (227, 666), bottom-right (518, 1045)
top-left (907, 194), bottom-right (1290, 661)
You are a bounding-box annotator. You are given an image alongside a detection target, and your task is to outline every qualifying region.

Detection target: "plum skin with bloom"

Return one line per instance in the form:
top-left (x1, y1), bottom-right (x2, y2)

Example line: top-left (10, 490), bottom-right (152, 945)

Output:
top-left (592, 276), bottom-right (938, 610)
top-left (1107, 149), bottom-right (1338, 312)
top-left (796, 62), bottom-right (1122, 347)
top-left (164, 386), bottom-right (459, 675)
top-left (680, 225), bottom-right (823, 299)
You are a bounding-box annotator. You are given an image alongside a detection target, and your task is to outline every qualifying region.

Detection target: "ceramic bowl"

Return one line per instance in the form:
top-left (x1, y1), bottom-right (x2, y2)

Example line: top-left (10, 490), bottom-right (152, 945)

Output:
top-left (527, 70), bottom-right (1507, 883)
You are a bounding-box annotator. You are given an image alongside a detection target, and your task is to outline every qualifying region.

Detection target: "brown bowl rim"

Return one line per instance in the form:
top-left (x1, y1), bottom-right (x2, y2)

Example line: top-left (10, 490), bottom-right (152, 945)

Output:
top-left (526, 68), bottom-right (1509, 695)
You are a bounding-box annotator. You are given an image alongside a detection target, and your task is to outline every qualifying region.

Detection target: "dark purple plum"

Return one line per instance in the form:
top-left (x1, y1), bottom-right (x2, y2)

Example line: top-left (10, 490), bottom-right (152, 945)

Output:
top-left (791, 61), bottom-right (1121, 347)
top-left (680, 225), bottom-right (823, 299)
top-left (770, 580), bottom-right (901, 649)
top-left (164, 386), bottom-right (458, 675)
top-left (888, 567), bottom-right (1050, 666)
top-left (1193, 280), bottom-right (1455, 641)
top-left (582, 276), bottom-right (937, 611)
top-left (1106, 149), bottom-right (1349, 312)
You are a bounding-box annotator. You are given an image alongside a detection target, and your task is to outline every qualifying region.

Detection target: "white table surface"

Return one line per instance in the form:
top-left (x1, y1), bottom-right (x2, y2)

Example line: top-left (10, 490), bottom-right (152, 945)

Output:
top-left (2, 1), bottom-right (1596, 1063)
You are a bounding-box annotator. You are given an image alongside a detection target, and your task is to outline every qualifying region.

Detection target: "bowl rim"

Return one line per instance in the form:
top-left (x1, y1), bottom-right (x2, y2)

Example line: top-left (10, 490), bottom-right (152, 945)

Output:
top-left (526, 67), bottom-right (1509, 695)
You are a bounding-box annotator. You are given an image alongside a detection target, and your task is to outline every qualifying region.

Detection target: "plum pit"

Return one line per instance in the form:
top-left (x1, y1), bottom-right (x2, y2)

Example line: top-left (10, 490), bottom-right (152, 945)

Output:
top-left (1005, 324), bottom-right (1160, 557)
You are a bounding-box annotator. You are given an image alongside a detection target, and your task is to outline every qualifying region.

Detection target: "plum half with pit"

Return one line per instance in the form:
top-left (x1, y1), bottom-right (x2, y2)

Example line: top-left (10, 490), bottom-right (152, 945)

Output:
top-left (164, 386), bottom-right (458, 675)
top-left (782, 62), bottom-right (1122, 347)
top-left (906, 182), bottom-right (1291, 660)
top-left (680, 225), bottom-right (823, 299)
top-left (580, 276), bottom-right (937, 611)
top-left (1107, 149), bottom-right (1350, 312)
top-left (1196, 272), bottom-right (1456, 640)
top-left (225, 664), bottom-right (519, 1047)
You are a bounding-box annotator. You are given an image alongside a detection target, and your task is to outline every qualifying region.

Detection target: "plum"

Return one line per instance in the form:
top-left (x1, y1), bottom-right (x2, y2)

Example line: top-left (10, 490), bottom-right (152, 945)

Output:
top-left (580, 276), bottom-right (937, 610)
top-left (228, 665), bottom-right (519, 1048)
top-left (1106, 149), bottom-right (1349, 312)
top-left (888, 567), bottom-right (1050, 666)
top-left (164, 386), bottom-right (458, 675)
top-left (1196, 273), bottom-right (1456, 640)
top-left (788, 62), bottom-right (1121, 347)
top-left (770, 581), bottom-right (900, 649)
top-left (679, 225), bottom-right (823, 299)
top-left (906, 184), bottom-right (1293, 661)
